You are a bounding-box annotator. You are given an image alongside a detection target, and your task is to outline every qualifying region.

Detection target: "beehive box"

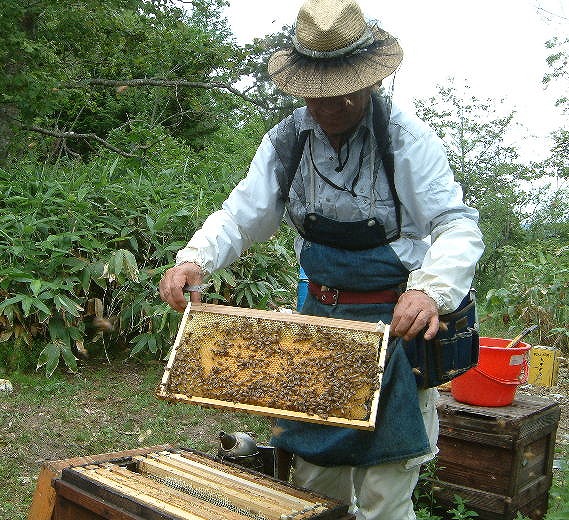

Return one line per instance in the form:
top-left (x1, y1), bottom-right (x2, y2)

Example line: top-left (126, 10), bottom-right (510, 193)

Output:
top-left (432, 392), bottom-right (561, 520)
top-left (157, 303), bottom-right (389, 430)
top-left (30, 446), bottom-right (355, 520)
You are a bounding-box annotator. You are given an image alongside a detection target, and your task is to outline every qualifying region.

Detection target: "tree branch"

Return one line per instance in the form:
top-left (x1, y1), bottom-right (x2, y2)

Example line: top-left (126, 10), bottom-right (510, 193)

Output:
top-left (82, 78), bottom-right (269, 110)
top-left (22, 125), bottom-right (140, 158)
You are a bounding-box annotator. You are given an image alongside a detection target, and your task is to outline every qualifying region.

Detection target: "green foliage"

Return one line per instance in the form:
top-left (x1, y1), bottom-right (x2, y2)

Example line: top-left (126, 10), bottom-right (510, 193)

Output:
top-left (413, 81), bottom-right (537, 297)
top-left (543, 36), bottom-right (569, 112)
top-left (414, 81), bottom-right (525, 207)
top-left (207, 230), bottom-right (297, 309)
top-left (240, 25), bottom-right (304, 127)
top-left (0, 111), bottom-right (295, 374)
top-left (483, 242), bottom-right (569, 352)
top-left (546, 445), bottom-right (569, 519)
top-left (416, 509), bottom-right (443, 520)
top-left (447, 496), bottom-right (479, 519)
top-left (414, 459), bottom-right (442, 519)
top-left (0, 0), bottom-right (237, 161)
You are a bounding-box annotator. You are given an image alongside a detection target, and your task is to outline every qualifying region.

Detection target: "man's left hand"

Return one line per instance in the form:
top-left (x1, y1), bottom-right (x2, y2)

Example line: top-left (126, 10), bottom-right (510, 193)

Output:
top-left (391, 290), bottom-right (439, 341)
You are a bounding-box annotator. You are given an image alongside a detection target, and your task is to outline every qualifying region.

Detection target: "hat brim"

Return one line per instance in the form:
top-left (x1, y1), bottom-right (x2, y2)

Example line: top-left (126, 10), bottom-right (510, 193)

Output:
top-left (268, 27), bottom-right (403, 98)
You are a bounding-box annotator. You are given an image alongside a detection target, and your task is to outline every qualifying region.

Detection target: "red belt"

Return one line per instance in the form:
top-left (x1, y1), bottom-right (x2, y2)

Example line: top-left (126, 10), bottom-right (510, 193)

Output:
top-left (308, 281), bottom-right (399, 306)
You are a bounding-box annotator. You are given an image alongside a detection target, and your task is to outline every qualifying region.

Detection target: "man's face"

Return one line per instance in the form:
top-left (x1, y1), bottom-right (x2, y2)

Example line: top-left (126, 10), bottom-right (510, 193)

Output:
top-left (304, 87), bottom-right (372, 138)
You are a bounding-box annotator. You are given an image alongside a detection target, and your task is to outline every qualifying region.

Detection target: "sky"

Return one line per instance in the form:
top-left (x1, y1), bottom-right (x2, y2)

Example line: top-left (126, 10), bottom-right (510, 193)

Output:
top-left (223, 0), bottom-right (568, 161)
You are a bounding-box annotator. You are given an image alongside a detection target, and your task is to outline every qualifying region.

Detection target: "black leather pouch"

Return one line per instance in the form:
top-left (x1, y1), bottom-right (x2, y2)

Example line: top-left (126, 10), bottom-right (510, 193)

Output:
top-left (404, 291), bottom-right (479, 389)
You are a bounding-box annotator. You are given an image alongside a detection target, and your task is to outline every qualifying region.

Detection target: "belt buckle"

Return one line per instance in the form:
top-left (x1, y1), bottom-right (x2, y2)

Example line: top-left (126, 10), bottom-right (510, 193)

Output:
top-left (320, 285), bottom-right (339, 306)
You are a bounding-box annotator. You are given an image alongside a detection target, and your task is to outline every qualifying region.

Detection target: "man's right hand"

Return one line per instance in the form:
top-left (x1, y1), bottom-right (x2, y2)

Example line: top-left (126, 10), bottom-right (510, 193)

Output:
top-left (159, 262), bottom-right (204, 312)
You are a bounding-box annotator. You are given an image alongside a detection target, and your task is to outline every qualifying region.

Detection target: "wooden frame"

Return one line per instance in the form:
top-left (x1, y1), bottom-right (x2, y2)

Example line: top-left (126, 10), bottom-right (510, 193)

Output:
top-left (33, 447), bottom-right (355, 519)
top-left (157, 303), bottom-right (390, 430)
top-left (28, 445), bottom-right (173, 520)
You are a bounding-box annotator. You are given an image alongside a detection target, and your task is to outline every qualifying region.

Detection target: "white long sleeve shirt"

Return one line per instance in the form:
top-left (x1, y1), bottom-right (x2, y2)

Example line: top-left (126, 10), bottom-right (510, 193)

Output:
top-left (176, 101), bottom-right (484, 314)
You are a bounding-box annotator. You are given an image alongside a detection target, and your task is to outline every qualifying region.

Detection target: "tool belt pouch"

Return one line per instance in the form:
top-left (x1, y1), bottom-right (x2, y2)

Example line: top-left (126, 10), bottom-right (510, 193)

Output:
top-left (403, 291), bottom-right (479, 389)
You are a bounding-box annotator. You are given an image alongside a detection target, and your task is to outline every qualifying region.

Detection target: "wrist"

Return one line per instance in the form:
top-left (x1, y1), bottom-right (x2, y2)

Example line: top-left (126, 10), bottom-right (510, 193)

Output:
top-left (404, 288), bottom-right (443, 311)
top-left (176, 260), bottom-right (207, 277)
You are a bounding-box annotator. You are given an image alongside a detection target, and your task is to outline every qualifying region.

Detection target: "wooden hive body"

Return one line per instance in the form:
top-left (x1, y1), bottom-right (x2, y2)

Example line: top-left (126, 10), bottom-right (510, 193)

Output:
top-left (432, 392), bottom-right (561, 520)
top-left (32, 447), bottom-right (355, 520)
top-left (157, 303), bottom-right (389, 430)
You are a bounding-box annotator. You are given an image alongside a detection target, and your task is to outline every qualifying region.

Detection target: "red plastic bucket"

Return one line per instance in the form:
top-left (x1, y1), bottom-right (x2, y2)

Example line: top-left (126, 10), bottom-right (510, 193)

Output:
top-left (451, 337), bottom-right (531, 407)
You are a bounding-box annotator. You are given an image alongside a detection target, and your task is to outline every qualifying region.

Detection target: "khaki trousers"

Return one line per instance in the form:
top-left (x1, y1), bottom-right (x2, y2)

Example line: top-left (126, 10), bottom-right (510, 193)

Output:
top-left (292, 389), bottom-right (439, 520)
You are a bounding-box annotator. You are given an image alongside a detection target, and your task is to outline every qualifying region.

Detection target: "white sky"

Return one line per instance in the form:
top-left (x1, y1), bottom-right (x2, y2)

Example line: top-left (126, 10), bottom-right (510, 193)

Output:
top-left (223, 0), bottom-right (568, 160)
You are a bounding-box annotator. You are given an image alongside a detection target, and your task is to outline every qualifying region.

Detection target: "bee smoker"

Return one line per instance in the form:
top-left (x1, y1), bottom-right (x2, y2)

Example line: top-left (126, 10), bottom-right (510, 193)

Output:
top-left (217, 431), bottom-right (277, 477)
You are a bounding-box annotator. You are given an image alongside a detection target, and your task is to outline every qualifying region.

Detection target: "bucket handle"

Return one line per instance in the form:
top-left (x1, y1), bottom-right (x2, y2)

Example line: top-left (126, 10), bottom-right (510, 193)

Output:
top-left (473, 366), bottom-right (527, 385)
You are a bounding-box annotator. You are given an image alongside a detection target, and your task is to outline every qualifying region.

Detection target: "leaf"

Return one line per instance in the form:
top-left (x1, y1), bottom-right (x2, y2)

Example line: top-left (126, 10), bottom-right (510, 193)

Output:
top-left (48, 318), bottom-right (71, 346)
top-left (111, 251), bottom-right (124, 277)
top-left (80, 267), bottom-right (91, 292)
top-left (148, 335), bottom-right (157, 354)
top-left (61, 344), bottom-right (78, 372)
top-left (129, 334), bottom-right (149, 357)
top-left (107, 156), bottom-right (120, 178)
top-left (110, 249), bottom-right (140, 282)
top-left (0, 295), bottom-right (25, 313)
top-left (30, 279), bottom-right (43, 296)
top-left (145, 214), bottom-right (155, 233)
top-left (54, 294), bottom-right (83, 317)
top-left (0, 331), bottom-right (13, 342)
top-left (153, 210), bottom-right (173, 232)
top-left (36, 342), bottom-right (61, 377)
top-left (120, 249), bottom-right (140, 282)
top-left (21, 296), bottom-right (34, 317)
top-left (31, 298), bottom-right (51, 316)
top-left (67, 326), bottom-right (84, 342)
top-left (220, 269), bottom-right (236, 286)
top-left (157, 307), bottom-right (173, 333)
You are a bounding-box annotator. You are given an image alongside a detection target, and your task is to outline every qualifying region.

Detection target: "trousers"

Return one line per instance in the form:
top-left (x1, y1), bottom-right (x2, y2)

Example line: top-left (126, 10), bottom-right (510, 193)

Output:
top-left (292, 388), bottom-right (440, 520)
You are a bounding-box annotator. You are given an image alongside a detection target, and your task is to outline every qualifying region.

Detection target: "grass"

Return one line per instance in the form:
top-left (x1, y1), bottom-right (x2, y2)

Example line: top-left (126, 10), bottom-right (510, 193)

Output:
top-left (0, 359), bottom-right (567, 520)
top-left (0, 360), bottom-right (271, 520)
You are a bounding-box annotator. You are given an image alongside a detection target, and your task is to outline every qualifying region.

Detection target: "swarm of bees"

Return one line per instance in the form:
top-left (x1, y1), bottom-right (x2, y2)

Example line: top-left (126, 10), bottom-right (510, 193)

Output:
top-left (166, 313), bottom-right (382, 421)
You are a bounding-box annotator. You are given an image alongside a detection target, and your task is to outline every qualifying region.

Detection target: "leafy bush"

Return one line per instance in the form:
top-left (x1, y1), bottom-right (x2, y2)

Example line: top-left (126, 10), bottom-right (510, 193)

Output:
top-left (483, 241), bottom-right (569, 353)
top-left (0, 118), bottom-right (297, 375)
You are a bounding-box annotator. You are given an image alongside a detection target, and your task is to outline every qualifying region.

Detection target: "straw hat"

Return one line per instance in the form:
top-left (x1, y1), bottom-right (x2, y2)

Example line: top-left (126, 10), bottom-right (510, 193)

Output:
top-left (268, 0), bottom-right (403, 98)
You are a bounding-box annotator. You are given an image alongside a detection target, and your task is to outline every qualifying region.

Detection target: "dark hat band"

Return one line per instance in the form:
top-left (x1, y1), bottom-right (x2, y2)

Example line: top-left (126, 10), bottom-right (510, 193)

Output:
top-left (292, 26), bottom-right (375, 59)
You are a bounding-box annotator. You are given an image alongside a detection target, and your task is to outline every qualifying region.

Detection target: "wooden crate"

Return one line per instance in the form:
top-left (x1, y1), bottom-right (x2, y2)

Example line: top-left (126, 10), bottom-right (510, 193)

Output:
top-left (28, 445), bottom-right (173, 520)
top-left (433, 392), bottom-right (560, 520)
top-left (30, 446), bottom-right (355, 520)
top-left (157, 303), bottom-right (389, 430)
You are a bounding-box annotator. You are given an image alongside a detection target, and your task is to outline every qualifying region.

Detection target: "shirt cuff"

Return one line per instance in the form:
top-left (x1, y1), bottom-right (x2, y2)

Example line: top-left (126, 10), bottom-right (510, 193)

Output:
top-left (175, 248), bottom-right (209, 275)
top-left (405, 284), bottom-right (447, 312)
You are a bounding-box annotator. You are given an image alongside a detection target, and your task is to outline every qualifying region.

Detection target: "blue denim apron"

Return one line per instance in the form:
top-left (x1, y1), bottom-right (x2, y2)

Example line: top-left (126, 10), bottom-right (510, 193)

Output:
top-left (270, 238), bottom-right (431, 467)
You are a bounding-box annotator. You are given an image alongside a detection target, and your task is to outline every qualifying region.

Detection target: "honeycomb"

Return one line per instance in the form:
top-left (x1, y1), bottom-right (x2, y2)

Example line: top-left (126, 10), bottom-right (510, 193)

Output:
top-left (159, 304), bottom-right (387, 427)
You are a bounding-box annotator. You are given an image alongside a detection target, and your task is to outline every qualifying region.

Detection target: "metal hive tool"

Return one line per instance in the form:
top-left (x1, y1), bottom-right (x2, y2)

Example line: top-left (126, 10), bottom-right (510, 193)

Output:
top-left (157, 303), bottom-right (389, 430)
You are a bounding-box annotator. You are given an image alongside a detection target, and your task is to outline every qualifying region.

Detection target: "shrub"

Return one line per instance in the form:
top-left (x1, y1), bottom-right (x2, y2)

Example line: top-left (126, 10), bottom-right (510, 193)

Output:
top-left (0, 120), bottom-right (296, 375)
top-left (483, 241), bottom-right (569, 353)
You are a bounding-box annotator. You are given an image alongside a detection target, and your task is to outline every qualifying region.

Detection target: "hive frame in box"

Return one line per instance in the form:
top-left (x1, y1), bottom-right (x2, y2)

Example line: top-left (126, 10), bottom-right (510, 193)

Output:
top-left (157, 303), bottom-right (390, 430)
top-left (30, 446), bottom-right (355, 520)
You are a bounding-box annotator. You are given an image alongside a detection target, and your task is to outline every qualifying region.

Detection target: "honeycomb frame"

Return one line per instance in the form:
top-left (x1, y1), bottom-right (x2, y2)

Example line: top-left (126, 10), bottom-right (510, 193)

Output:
top-left (157, 303), bottom-right (389, 430)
